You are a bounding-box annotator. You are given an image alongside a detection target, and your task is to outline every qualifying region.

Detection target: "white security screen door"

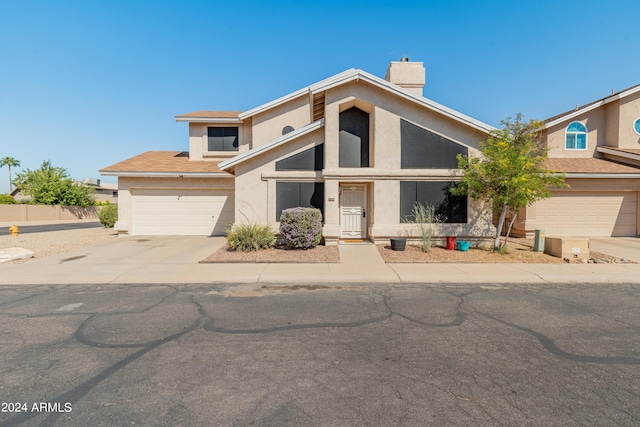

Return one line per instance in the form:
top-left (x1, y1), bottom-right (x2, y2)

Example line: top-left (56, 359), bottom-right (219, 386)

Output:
top-left (340, 185), bottom-right (366, 238)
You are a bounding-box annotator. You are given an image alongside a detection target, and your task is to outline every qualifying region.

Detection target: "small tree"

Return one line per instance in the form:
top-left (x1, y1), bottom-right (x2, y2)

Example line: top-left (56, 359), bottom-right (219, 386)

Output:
top-left (13, 160), bottom-right (95, 207)
top-left (0, 157), bottom-right (21, 192)
top-left (452, 114), bottom-right (566, 250)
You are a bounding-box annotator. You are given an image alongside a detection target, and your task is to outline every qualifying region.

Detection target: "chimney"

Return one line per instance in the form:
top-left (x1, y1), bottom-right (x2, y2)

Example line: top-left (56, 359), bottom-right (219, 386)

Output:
top-left (384, 57), bottom-right (425, 96)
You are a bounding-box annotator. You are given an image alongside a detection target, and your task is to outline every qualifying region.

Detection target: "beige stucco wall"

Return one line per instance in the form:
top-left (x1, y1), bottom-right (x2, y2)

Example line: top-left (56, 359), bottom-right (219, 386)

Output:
top-left (546, 109), bottom-right (606, 158)
top-left (618, 91), bottom-right (640, 148)
top-left (233, 129), bottom-right (324, 226)
top-left (547, 91), bottom-right (640, 155)
top-left (115, 177), bottom-right (234, 234)
top-left (323, 81), bottom-right (486, 170)
top-left (231, 79), bottom-right (495, 244)
top-left (188, 122), bottom-right (251, 161)
top-left (250, 95), bottom-right (312, 147)
top-left (0, 205), bottom-right (101, 222)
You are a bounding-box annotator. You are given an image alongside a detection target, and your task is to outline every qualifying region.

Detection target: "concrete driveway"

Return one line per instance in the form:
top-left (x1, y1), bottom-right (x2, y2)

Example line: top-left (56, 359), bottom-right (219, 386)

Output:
top-left (3, 235), bottom-right (640, 286)
top-left (590, 237), bottom-right (640, 262)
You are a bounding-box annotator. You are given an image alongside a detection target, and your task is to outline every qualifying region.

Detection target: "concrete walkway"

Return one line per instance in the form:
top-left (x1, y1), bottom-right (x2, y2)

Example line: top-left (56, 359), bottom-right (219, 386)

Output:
top-left (1, 236), bottom-right (640, 286)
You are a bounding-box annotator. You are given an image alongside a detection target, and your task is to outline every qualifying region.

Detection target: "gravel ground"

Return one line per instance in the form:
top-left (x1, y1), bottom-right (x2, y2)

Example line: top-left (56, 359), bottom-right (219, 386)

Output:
top-left (1, 227), bottom-right (627, 265)
top-left (204, 238), bottom-right (629, 264)
top-left (201, 244), bottom-right (341, 263)
top-left (0, 226), bottom-right (118, 263)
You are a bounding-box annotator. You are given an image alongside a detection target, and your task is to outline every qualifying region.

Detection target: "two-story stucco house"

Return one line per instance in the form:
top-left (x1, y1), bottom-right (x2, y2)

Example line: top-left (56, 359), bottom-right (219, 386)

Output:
top-left (512, 84), bottom-right (640, 237)
top-left (101, 59), bottom-right (497, 243)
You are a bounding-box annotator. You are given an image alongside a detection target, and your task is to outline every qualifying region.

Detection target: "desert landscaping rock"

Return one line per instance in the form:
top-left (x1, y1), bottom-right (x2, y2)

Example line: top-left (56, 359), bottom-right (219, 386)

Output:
top-left (0, 247), bottom-right (34, 263)
top-left (0, 226), bottom-right (117, 263)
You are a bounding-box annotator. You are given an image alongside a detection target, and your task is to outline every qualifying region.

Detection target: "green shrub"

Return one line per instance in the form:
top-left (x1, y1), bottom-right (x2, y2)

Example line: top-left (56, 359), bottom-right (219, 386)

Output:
top-left (98, 204), bottom-right (118, 228)
top-left (279, 207), bottom-right (323, 249)
top-left (0, 194), bottom-right (16, 204)
top-left (226, 223), bottom-right (276, 252)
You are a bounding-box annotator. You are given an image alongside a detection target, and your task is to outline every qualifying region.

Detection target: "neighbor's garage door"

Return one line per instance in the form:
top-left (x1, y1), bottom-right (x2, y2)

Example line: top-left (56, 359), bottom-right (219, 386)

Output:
top-left (535, 192), bottom-right (637, 237)
top-left (131, 189), bottom-right (234, 235)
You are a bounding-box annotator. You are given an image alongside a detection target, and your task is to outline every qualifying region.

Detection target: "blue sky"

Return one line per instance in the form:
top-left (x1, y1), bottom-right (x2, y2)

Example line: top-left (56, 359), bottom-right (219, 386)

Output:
top-left (1, 0), bottom-right (638, 194)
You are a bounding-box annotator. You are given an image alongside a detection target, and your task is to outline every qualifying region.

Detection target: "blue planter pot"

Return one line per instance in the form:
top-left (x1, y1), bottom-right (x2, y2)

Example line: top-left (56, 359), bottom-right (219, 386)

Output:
top-left (456, 241), bottom-right (470, 251)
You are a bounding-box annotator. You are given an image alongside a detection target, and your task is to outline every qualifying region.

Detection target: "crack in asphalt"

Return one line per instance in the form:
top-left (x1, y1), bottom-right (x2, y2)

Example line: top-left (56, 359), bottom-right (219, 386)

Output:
top-left (481, 313), bottom-right (640, 366)
top-left (2, 284), bottom-right (640, 426)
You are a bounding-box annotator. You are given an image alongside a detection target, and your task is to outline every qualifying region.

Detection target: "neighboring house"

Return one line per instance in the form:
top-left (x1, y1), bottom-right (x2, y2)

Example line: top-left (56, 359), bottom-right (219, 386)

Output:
top-left (9, 178), bottom-right (117, 204)
top-left (512, 85), bottom-right (640, 238)
top-left (80, 178), bottom-right (118, 204)
top-left (100, 59), bottom-right (498, 242)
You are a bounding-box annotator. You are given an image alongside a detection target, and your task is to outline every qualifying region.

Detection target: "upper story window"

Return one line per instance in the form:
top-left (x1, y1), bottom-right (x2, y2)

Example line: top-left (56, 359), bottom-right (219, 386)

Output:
top-left (400, 119), bottom-right (467, 169)
top-left (339, 107), bottom-right (369, 167)
top-left (208, 127), bottom-right (238, 151)
top-left (634, 118), bottom-right (640, 136)
top-left (565, 122), bottom-right (587, 150)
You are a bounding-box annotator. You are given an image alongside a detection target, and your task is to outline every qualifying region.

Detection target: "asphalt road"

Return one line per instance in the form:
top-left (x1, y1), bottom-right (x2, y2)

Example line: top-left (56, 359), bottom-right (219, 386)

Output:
top-left (1, 282), bottom-right (639, 426)
top-left (5, 222), bottom-right (102, 234)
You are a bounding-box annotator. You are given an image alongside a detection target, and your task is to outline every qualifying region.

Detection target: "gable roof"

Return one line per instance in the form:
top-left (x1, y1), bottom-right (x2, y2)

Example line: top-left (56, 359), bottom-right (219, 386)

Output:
top-left (239, 68), bottom-right (496, 134)
top-left (100, 151), bottom-right (232, 178)
top-left (544, 84), bottom-right (640, 129)
top-left (218, 119), bottom-right (324, 171)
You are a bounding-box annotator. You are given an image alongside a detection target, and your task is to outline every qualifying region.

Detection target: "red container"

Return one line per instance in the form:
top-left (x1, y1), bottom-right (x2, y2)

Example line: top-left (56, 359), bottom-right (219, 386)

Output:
top-left (446, 236), bottom-right (456, 250)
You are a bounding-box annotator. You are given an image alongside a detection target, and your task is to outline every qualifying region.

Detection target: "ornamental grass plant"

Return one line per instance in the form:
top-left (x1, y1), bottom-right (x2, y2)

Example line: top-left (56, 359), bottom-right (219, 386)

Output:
top-left (226, 223), bottom-right (276, 252)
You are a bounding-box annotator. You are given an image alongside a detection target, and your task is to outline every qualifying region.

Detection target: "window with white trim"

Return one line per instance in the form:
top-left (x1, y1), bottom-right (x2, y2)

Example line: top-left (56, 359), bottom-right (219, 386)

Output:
top-left (634, 118), bottom-right (640, 136)
top-left (565, 122), bottom-right (587, 150)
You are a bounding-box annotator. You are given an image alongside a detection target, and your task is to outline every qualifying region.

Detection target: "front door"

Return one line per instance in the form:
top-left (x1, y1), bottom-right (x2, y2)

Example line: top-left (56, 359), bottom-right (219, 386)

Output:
top-left (340, 185), bottom-right (367, 238)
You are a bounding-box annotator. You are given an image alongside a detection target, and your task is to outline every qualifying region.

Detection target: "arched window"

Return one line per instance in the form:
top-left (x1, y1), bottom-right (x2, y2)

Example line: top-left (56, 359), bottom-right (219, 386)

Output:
top-left (634, 118), bottom-right (640, 136)
top-left (565, 122), bottom-right (587, 150)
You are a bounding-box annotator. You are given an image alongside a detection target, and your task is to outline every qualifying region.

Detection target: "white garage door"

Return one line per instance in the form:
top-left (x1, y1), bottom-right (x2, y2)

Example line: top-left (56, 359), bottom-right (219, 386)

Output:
top-left (535, 192), bottom-right (637, 237)
top-left (132, 189), bottom-right (234, 236)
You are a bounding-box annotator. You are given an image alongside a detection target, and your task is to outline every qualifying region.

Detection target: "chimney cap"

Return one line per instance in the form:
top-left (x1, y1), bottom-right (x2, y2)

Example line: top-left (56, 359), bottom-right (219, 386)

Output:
top-left (400, 56), bottom-right (409, 62)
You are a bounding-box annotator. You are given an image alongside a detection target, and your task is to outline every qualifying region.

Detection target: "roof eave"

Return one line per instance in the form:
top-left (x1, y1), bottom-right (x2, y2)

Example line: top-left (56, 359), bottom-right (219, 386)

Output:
top-left (175, 117), bottom-right (244, 123)
top-left (545, 85), bottom-right (640, 129)
top-left (596, 146), bottom-right (640, 162)
top-left (99, 171), bottom-right (233, 178)
top-left (562, 173), bottom-right (640, 179)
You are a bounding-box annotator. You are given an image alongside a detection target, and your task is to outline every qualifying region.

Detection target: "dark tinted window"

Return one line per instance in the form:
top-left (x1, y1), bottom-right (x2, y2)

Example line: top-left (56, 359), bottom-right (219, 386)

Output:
top-left (400, 120), bottom-right (467, 169)
top-left (400, 181), bottom-right (467, 223)
top-left (208, 127), bottom-right (239, 151)
top-left (339, 107), bottom-right (369, 167)
top-left (275, 144), bottom-right (324, 171)
top-left (276, 182), bottom-right (324, 220)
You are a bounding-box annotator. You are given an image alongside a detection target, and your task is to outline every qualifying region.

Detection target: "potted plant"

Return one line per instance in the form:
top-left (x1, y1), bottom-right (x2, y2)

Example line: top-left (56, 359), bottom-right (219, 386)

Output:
top-left (390, 237), bottom-right (407, 251)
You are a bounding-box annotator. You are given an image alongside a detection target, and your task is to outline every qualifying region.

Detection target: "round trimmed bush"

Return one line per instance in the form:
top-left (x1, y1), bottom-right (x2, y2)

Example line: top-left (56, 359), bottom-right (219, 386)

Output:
top-left (279, 207), bottom-right (323, 249)
top-left (98, 204), bottom-right (118, 228)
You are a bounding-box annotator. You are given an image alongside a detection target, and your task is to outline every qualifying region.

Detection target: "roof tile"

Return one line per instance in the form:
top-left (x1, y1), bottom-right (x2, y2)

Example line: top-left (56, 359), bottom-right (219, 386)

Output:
top-left (100, 151), bottom-right (229, 174)
top-left (545, 157), bottom-right (640, 174)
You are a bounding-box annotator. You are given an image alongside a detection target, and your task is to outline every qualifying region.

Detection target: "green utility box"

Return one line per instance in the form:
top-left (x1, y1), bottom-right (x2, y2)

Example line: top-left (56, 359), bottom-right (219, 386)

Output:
top-left (533, 229), bottom-right (545, 252)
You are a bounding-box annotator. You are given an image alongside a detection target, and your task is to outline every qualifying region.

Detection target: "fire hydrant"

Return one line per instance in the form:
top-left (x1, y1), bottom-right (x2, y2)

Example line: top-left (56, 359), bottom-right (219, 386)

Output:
top-left (8, 225), bottom-right (19, 236)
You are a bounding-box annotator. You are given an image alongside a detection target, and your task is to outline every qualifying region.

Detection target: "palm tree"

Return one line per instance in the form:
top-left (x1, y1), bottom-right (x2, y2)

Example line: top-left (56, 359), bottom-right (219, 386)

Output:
top-left (0, 157), bottom-right (21, 193)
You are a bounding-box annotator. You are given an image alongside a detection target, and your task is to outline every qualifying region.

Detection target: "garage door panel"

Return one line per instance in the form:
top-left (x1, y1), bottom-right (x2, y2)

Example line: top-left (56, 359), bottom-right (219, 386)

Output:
top-left (535, 192), bottom-right (637, 237)
top-left (132, 189), bottom-right (234, 236)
